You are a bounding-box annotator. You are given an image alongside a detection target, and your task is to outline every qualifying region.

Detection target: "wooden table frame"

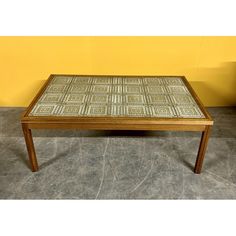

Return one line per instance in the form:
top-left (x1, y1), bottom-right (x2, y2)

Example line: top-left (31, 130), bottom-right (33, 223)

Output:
top-left (21, 74), bottom-right (214, 174)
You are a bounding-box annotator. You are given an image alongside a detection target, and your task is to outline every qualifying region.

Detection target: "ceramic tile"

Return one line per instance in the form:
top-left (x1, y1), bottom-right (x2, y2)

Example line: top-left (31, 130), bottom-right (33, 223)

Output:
top-left (29, 76), bottom-right (205, 118)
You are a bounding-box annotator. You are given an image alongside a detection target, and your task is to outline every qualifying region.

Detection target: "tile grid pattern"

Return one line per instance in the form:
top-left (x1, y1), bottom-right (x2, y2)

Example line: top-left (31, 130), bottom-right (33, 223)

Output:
top-left (29, 76), bottom-right (205, 118)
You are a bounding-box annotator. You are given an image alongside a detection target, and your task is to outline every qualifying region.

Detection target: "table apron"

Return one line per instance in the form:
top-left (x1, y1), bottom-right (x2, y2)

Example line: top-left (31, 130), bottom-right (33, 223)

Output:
top-left (25, 122), bottom-right (206, 131)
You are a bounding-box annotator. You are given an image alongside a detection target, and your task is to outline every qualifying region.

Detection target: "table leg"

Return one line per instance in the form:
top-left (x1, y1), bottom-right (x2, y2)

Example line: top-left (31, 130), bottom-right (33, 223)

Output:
top-left (22, 123), bottom-right (39, 172)
top-left (194, 126), bottom-right (211, 174)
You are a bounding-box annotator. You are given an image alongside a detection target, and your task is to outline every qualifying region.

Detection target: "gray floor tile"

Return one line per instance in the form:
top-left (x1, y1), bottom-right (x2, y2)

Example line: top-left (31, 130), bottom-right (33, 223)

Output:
top-left (0, 107), bottom-right (236, 199)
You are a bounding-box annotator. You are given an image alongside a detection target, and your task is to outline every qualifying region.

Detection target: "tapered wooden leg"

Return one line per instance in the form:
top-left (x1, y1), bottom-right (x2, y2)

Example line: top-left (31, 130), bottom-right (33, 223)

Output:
top-left (194, 126), bottom-right (211, 174)
top-left (22, 123), bottom-right (38, 172)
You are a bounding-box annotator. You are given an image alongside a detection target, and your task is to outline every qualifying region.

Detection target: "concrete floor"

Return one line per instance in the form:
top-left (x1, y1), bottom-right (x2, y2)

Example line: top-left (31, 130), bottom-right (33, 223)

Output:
top-left (0, 107), bottom-right (236, 199)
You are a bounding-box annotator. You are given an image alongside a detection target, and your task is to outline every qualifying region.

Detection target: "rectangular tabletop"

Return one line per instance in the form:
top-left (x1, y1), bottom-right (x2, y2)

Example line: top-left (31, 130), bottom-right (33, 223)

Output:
top-left (22, 75), bottom-right (213, 130)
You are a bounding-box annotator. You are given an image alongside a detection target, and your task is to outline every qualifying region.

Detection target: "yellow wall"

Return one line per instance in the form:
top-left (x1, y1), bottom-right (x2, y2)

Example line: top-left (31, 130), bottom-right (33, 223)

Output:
top-left (0, 36), bottom-right (236, 107)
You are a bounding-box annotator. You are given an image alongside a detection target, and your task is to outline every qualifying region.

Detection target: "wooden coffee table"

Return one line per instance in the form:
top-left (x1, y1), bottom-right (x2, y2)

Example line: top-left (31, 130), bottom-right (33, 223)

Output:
top-left (21, 75), bottom-right (213, 173)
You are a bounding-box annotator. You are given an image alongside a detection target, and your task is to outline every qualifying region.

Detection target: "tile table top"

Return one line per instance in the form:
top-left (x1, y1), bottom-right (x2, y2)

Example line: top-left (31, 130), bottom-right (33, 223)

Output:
top-left (29, 75), bottom-right (205, 118)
